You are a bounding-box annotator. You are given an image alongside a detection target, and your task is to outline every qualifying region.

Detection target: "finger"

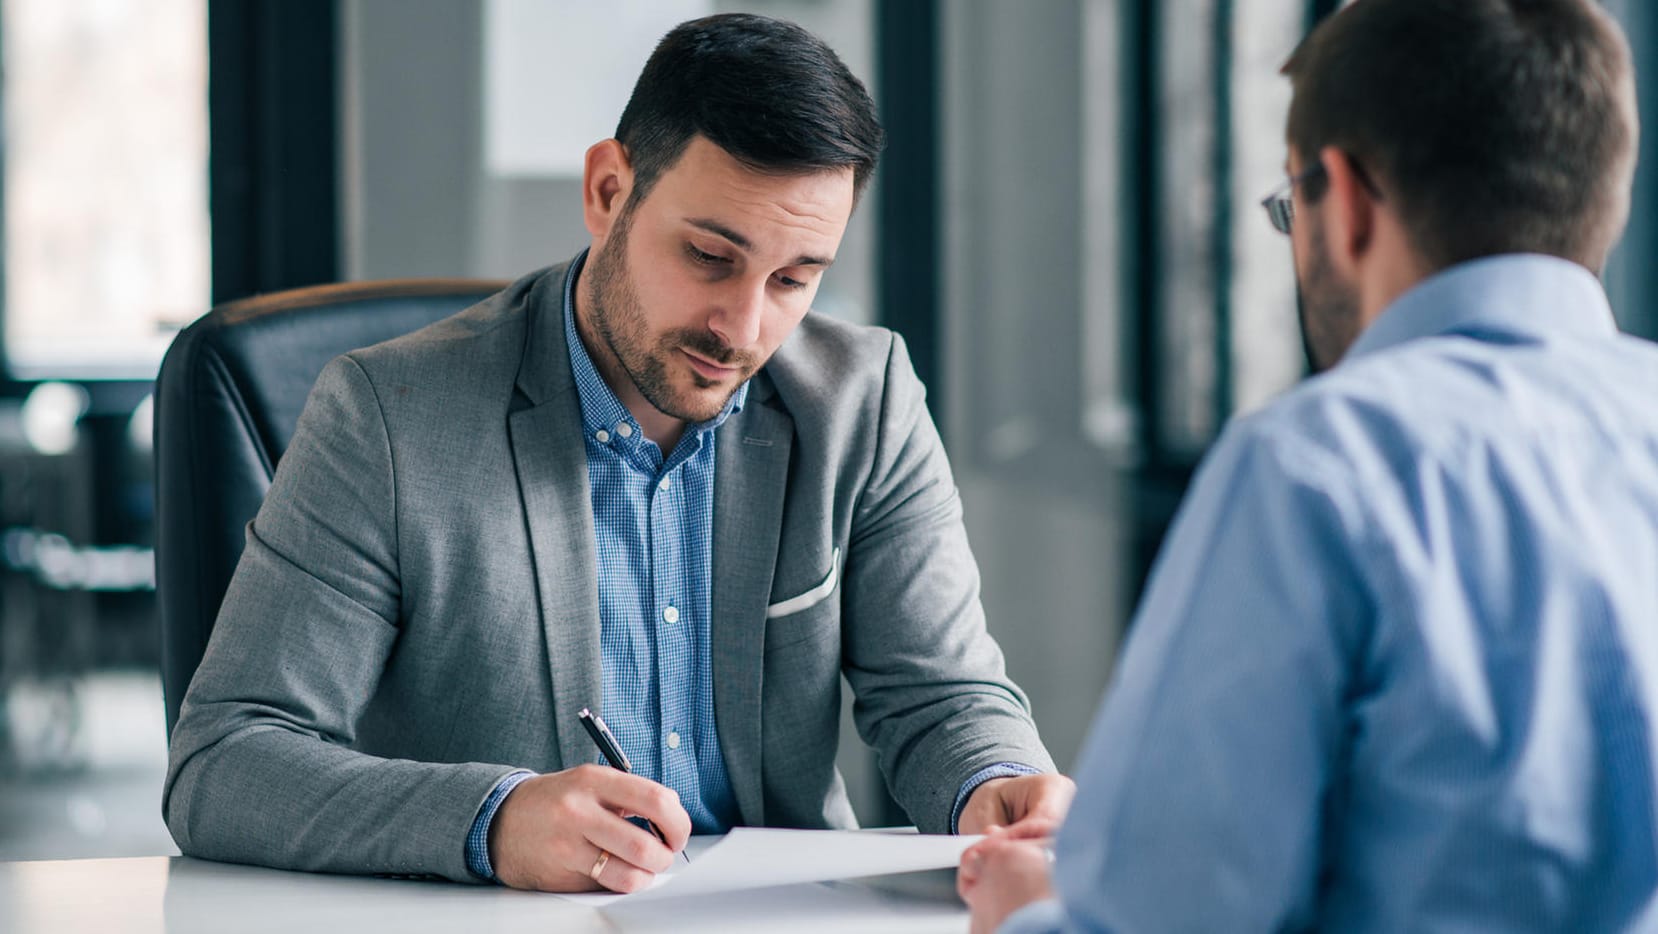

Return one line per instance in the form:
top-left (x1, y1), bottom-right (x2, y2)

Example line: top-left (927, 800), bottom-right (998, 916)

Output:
top-left (959, 835), bottom-right (1012, 878)
top-left (957, 859), bottom-right (978, 899)
top-left (587, 769), bottom-right (693, 850)
top-left (1024, 791), bottom-right (1072, 821)
top-left (958, 846), bottom-right (983, 885)
top-left (585, 841), bottom-right (656, 895)
top-left (1023, 776), bottom-right (1077, 816)
top-left (585, 810), bottom-right (678, 875)
top-left (988, 840), bottom-right (1055, 879)
top-left (999, 817), bottom-right (1061, 840)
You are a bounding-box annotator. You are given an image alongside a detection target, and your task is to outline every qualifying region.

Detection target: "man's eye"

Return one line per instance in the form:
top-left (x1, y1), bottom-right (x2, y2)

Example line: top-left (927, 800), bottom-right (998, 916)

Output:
top-left (775, 274), bottom-right (807, 290)
top-left (686, 244), bottom-right (729, 266)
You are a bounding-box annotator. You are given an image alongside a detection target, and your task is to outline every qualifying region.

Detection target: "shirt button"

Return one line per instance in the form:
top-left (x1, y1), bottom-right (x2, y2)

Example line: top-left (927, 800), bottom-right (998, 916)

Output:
top-left (595, 429), bottom-right (611, 444)
top-left (662, 606), bottom-right (679, 624)
top-left (666, 731), bottom-right (681, 750)
top-left (658, 477), bottom-right (671, 491)
top-left (616, 422), bottom-right (634, 439)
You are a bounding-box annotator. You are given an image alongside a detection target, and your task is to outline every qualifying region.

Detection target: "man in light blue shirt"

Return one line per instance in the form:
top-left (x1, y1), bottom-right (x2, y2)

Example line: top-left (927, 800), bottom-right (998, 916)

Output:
top-left (961, 0), bottom-right (1658, 930)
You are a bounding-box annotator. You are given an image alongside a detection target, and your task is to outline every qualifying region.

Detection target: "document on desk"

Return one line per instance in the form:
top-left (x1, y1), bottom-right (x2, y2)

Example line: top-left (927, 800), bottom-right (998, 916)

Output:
top-left (556, 828), bottom-right (978, 905)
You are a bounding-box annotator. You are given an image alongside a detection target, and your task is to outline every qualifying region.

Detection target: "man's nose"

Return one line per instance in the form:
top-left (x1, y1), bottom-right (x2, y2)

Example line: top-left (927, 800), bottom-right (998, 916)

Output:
top-left (708, 276), bottom-right (766, 349)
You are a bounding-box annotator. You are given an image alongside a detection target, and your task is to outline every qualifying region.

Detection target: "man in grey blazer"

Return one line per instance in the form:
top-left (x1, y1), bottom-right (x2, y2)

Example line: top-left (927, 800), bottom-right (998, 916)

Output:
top-left (164, 13), bottom-right (1067, 893)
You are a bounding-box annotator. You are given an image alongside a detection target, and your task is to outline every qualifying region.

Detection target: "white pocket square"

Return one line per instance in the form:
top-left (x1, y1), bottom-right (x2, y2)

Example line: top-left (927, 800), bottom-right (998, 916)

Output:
top-left (765, 548), bottom-right (841, 619)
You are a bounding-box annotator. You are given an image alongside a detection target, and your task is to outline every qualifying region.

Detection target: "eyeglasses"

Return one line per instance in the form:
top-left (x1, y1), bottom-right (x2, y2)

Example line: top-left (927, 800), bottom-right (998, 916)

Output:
top-left (1259, 163), bottom-right (1328, 235)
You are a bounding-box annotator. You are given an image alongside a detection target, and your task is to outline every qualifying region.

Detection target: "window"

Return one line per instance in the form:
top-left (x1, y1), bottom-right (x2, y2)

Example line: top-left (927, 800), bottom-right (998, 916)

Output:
top-left (3, 0), bottom-right (209, 379)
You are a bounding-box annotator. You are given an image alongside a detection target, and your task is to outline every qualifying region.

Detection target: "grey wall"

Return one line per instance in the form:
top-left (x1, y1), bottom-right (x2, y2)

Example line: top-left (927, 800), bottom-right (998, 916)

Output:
top-left (340, 0), bottom-right (587, 282)
top-left (942, 0), bottom-right (1132, 772)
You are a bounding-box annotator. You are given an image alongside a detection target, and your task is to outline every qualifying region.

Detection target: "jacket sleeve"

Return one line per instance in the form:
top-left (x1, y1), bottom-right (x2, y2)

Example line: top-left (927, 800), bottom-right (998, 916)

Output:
top-left (840, 333), bottom-right (1057, 833)
top-left (162, 354), bottom-right (519, 882)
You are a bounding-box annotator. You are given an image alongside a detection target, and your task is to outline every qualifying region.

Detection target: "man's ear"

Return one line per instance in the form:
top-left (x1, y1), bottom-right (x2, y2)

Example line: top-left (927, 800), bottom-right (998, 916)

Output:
top-left (583, 139), bottom-right (634, 241)
top-left (1317, 145), bottom-right (1378, 278)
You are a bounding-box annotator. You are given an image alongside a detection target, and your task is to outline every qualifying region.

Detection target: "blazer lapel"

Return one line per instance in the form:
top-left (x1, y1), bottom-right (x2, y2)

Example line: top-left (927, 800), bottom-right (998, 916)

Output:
top-left (711, 380), bottom-right (793, 827)
top-left (507, 264), bottom-right (602, 772)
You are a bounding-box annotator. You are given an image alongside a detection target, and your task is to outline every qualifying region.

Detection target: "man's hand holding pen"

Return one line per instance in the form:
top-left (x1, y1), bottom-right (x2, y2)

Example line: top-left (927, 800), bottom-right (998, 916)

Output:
top-left (487, 764), bottom-right (692, 893)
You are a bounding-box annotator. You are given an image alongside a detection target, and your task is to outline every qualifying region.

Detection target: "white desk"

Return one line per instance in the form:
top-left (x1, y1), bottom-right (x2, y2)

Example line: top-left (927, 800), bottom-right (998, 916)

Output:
top-left (0, 849), bottom-right (968, 933)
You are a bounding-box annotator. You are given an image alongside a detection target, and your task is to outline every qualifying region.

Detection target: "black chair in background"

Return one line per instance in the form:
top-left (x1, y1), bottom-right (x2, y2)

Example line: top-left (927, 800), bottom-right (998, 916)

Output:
top-left (153, 279), bottom-right (506, 736)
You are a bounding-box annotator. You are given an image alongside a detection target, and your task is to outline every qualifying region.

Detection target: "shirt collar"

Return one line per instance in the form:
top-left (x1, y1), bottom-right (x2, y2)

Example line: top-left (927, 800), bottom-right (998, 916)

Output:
top-left (561, 248), bottom-right (748, 449)
top-left (1345, 253), bottom-right (1617, 363)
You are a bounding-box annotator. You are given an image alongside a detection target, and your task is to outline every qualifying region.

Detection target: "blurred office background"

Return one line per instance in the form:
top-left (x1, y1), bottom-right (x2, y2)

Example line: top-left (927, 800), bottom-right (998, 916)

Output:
top-left (2, 0), bottom-right (1656, 860)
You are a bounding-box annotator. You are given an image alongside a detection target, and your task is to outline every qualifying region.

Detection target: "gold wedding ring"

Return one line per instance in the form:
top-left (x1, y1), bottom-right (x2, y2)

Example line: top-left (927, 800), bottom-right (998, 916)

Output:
top-left (590, 849), bottom-right (612, 880)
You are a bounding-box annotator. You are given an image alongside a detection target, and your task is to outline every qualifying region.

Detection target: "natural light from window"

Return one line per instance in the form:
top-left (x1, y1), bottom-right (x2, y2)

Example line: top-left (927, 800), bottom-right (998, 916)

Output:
top-left (3, 0), bottom-right (208, 379)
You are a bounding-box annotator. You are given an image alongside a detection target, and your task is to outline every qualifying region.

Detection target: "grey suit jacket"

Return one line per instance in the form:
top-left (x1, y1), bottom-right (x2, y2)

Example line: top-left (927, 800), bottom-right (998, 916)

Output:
top-left (163, 262), bottom-right (1053, 882)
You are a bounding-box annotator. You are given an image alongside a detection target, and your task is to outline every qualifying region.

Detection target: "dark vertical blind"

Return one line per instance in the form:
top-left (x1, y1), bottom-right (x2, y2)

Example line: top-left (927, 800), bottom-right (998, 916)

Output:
top-left (874, 0), bottom-right (943, 426)
top-left (1211, 0), bottom-right (1236, 421)
top-left (1307, 0), bottom-right (1343, 29)
top-left (209, 0), bottom-right (339, 305)
top-left (1609, 2), bottom-right (1658, 340)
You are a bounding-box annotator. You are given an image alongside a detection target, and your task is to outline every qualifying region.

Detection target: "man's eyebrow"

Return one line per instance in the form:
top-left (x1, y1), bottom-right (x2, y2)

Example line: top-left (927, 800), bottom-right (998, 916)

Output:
top-left (685, 217), bottom-right (835, 268)
top-left (688, 217), bottom-right (752, 251)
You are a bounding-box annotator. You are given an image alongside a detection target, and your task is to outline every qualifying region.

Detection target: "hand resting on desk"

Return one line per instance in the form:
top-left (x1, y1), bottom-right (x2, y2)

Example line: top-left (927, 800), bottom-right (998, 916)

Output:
top-left (955, 772), bottom-right (1075, 836)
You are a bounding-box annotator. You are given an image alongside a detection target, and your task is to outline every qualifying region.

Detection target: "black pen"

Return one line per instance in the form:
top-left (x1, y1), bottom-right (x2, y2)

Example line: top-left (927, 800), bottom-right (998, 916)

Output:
top-left (577, 707), bottom-right (690, 863)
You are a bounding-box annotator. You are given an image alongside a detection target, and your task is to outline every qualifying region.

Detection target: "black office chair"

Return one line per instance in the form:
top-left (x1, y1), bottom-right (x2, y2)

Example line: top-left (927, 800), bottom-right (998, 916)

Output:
top-left (153, 279), bottom-right (507, 736)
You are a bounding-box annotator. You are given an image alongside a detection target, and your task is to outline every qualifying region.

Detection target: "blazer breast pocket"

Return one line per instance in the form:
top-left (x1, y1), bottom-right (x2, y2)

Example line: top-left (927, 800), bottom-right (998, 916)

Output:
top-left (765, 547), bottom-right (841, 620)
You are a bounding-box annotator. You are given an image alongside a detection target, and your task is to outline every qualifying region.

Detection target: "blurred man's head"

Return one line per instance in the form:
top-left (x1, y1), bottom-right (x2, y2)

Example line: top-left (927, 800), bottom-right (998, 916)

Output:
top-left (1278, 0), bottom-right (1638, 371)
top-left (576, 14), bottom-right (883, 438)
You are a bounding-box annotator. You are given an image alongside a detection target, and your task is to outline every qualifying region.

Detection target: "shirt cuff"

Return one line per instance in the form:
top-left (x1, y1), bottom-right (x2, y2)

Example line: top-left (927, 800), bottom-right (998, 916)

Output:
top-left (952, 762), bottom-right (1045, 833)
top-left (465, 770), bottom-right (536, 882)
top-left (998, 897), bottom-right (1068, 934)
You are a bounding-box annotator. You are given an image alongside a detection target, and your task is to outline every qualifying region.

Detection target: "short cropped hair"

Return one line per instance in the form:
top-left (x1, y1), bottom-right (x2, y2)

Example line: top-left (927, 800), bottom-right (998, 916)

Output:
top-left (614, 13), bottom-right (884, 205)
top-left (1284, 0), bottom-right (1638, 271)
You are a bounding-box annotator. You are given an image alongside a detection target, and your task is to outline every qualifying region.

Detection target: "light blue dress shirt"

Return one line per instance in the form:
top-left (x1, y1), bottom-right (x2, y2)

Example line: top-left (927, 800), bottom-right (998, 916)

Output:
top-left (561, 250), bottom-right (746, 834)
top-left (1005, 254), bottom-right (1658, 932)
top-left (467, 253), bottom-right (1029, 880)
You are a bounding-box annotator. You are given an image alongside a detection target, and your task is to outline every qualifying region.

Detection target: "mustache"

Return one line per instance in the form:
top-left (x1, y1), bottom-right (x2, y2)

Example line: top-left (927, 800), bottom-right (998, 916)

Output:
top-left (672, 328), bottom-right (757, 370)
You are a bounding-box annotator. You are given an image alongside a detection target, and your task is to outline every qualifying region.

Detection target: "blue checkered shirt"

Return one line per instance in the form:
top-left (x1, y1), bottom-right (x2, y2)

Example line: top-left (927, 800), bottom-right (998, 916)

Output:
top-left (465, 252), bottom-right (1031, 880)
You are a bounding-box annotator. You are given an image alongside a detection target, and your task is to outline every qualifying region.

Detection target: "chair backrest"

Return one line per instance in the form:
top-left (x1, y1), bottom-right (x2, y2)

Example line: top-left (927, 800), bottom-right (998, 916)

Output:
top-left (154, 279), bottom-right (507, 735)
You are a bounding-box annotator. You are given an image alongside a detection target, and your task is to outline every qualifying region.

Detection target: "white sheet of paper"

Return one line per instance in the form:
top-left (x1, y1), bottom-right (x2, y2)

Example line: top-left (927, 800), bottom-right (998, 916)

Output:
top-left (555, 828), bottom-right (979, 905)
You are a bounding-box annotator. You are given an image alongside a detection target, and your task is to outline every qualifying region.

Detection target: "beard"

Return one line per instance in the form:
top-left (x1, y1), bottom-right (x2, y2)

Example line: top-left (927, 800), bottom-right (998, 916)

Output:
top-left (1295, 218), bottom-right (1362, 375)
top-left (584, 211), bottom-right (761, 424)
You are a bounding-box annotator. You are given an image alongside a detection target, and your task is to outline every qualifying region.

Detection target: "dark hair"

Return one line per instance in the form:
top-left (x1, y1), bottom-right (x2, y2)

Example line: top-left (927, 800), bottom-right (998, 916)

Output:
top-left (1283, 0), bottom-right (1638, 271)
top-left (614, 13), bottom-right (884, 207)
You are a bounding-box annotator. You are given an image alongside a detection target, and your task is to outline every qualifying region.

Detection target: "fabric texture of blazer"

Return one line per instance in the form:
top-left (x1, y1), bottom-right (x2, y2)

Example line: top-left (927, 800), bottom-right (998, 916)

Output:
top-left (163, 261), bottom-right (1054, 882)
